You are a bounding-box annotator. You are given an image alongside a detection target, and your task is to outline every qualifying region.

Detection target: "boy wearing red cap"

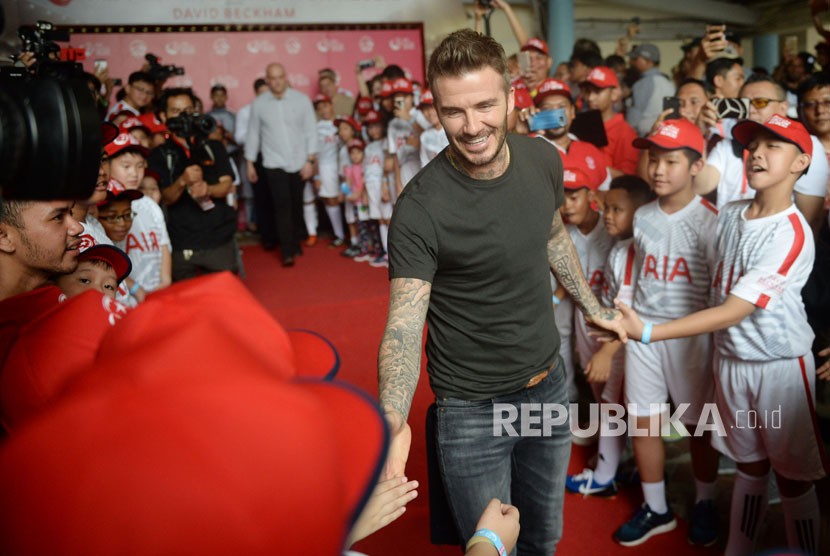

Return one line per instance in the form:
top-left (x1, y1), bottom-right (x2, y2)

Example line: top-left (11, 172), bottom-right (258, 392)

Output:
top-left (581, 66), bottom-right (639, 176)
top-left (613, 118), bottom-right (722, 547)
top-left (617, 115), bottom-right (827, 556)
top-left (106, 133), bottom-right (172, 300)
top-left (55, 243), bottom-right (132, 300)
top-left (313, 94), bottom-right (347, 248)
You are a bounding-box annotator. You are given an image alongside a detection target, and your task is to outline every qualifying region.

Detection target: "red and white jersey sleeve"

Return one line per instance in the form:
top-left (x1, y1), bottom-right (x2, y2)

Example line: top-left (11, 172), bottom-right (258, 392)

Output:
top-left (602, 237), bottom-right (637, 307)
top-left (105, 100), bottom-right (139, 122)
top-left (712, 201), bottom-right (815, 360)
top-left (632, 196), bottom-right (719, 319)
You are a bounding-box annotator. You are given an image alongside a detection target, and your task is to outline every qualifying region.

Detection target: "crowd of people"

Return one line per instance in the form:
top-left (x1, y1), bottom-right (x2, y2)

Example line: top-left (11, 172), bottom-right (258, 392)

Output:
top-left (1, 1), bottom-right (830, 555)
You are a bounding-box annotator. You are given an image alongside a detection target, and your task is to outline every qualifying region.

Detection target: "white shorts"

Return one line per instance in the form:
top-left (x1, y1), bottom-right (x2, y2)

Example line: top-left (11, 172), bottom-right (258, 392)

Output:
top-left (624, 330), bottom-right (713, 424)
top-left (710, 352), bottom-right (829, 481)
top-left (344, 200), bottom-right (357, 224)
top-left (317, 164), bottom-right (339, 199)
top-left (303, 181), bottom-right (316, 203)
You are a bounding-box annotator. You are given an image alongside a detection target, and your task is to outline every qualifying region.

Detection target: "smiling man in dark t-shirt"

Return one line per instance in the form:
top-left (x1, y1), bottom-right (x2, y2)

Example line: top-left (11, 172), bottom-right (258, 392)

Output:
top-left (378, 28), bottom-right (626, 555)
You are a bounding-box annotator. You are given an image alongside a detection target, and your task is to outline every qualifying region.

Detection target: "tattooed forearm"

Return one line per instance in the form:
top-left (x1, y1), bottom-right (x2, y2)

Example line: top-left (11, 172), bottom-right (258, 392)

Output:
top-left (547, 212), bottom-right (608, 318)
top-left (378, 277), bottom-right (431, 424)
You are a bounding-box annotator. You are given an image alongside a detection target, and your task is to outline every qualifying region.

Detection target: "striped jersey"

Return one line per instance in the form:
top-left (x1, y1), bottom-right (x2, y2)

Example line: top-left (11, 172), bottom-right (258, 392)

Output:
top-left (712, 201), bottom-right (815, 360)
top-left (632, 196), bottom-right (718, 319)
top-left (602, 237), bottom-right (637, 307)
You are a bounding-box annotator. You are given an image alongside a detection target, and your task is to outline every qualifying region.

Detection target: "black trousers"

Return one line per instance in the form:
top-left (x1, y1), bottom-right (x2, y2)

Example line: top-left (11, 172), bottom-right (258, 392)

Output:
top-left (263, 167), bottom-right (305, 258)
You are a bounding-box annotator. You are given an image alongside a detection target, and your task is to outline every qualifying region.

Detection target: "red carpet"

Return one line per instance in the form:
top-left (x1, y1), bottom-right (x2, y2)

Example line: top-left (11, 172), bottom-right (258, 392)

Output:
top-left (242, 242), bottom-right (721, 555)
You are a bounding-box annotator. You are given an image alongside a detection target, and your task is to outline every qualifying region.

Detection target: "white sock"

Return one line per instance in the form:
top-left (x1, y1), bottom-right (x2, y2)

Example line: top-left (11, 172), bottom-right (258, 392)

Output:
top-left (695, 478), bottom-right (717, 503)
top-left (303, 202), bottom-right (317, 236)
top-left (592, 406), bottom-right (626, 485)
top-left (782, 484), bottom-right (820, 556)
top-left (725, 470), bottom-right (768, 556)
top-left (325, 205), bottom-right (344, 240)
top-left (642, 480), bottom-right (668, 514)
top-left (379, 223), bottom-right (389, 252)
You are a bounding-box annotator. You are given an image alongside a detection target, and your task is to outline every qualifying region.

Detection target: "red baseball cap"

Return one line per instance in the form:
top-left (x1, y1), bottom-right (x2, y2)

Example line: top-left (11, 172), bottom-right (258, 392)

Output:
top-left (99, 178), bottom-right (143, 205)
top-left (521, 37), bottom-right (549, 56)
top-left (418, 89), bottom-right (434, 108)
top-left (0, 290), bottom-right (129, 430)
top-left (0, 374), bottom-right (387, 555)
top-left (534, 78), bottom-right (572, 106)
top-left (119, 116), bottom-right (150, 134)
top-left (633, 118), bottom-right (706, 157)
top-left (335, 115), bottom-right (363, 133)
top-left (364, 109), bottom-right (382, 125)
top-left (584, 66), bottom-right (619, 88)
top-left (104, 132), bottom-right (150, 159)
top-left (391, 77), bottom-right (413, 95)
top-left (379, 80), bottom-right (394, 98)
top-left (79, 244), bottom-right (132, 284)
top-left (101, 122), bottom-right (119, 146)
top-left (347, 138), bottom-right (366, 151)
top-left (731, 114), bottom-right (813, 156)
top-left (356, 96), bottom-right (373, 114)
top-left (137, 112), bottom-right (167, 134)
top-left (562, 166), bottom-right (594, 191)
top-left (313, 93), bottom-right (332, 105)
top-left (513, 80), bottom-right (533, 110)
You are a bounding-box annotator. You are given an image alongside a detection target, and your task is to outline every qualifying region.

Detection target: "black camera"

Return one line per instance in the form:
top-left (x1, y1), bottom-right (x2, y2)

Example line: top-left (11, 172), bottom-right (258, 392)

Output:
top-left (165, 112), bottom-right (217, 139)
top-left (0, 23), bottom-right (102, 200)
top-left (145, 53), bottom-right (185, 82)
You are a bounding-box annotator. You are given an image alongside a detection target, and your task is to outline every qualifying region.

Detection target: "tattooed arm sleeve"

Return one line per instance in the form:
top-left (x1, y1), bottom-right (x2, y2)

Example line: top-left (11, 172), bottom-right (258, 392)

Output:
top-left (378, 277), bottom-right (432, 426)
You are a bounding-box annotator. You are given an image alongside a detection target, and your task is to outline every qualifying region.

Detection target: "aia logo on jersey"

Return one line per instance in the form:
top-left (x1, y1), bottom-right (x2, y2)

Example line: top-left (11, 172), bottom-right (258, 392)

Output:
top-left (78, 234), bottom-right (96, 250)
top-left (125, 232), bottom-right (161, 253)
top-left (588, 269), bottom-right (608, 296)
top-left (642, 255), bottom-right (692, 283)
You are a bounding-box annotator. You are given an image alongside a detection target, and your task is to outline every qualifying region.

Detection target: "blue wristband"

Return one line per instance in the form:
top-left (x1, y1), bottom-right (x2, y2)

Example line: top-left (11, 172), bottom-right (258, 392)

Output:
top-left (552, 294), bottom-right (561, 305)
top-left (129, 282), bottom-right (141, 296)
top-left (641, 322), bottom-right (653, 345)
top-left (469, 529), bottom-right (506, 556)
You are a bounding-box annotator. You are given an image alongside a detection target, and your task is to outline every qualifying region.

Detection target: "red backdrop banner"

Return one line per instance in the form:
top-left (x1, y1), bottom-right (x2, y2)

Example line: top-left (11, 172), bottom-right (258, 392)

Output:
top-left (72, 27), bottom-right (424, 111)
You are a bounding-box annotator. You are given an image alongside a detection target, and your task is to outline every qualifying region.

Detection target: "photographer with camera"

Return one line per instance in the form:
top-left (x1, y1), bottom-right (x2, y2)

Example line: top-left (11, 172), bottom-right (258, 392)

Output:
top-left (147, 88), bottom-right (237, 281)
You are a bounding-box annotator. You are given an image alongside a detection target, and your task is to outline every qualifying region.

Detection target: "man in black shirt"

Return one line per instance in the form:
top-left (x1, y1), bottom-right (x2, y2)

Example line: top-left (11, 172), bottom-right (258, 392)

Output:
top-left (148, 88), bottom-right (237, 281)
top-left (378, 29), bottom-right (626, 555)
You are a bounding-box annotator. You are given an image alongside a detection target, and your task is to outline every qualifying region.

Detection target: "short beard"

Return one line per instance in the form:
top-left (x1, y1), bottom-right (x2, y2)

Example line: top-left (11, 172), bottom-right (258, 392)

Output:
top-left (448, 115), bottom-right (509, 178)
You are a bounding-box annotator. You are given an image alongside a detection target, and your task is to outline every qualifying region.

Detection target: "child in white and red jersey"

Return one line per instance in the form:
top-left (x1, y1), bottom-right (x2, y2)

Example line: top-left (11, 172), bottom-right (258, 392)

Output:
top-left (313, 94), bottom-right (346, 247)
top-left (613, 118), bottom-right (721, 548)
top-left (617, 115), bottom-right (828, 556)
top-left (566, 174), bottom-right (655, 497)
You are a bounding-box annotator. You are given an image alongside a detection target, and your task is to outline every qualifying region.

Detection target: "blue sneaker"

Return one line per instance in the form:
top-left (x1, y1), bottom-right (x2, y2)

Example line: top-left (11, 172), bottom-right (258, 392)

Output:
top-left (613, 504), bottom-right (676, 547)
top-left (565, 468), bottom-right (618, 497)
top-left (687, 499), bottom-right (718, 547)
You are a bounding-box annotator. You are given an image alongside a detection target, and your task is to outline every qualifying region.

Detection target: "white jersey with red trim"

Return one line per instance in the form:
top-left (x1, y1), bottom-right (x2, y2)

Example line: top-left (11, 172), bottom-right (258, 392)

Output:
top-left (115, 196), bottom-right (171, 293)
top-left (632, 196), bottom-right (718, 319)
top-left (711, 201), bottom-right (815, 360)
top-left (602, 237), bottom-right (637, 307)
top-left (569, 218), bottom-right (616, 366)
top-left (707, 135), bottom-right (829, 209)
top-left (420, 127), bottom-right (449, 167)
top-left (387, 118), bottom-right (421, 187)
top-left (363, 140), bottom-right (385, 189)
top-left (80, 217), bottom-right (112, 249)
top-left (316, 120), bottom-right (339, 170)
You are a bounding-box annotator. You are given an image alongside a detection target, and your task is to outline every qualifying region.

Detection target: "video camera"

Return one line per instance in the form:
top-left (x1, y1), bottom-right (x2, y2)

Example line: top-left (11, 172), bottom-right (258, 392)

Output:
top-left (165, 112), bottom-right (216, 139)
top-left (0, 22), bottom-right (102, 200)
top-left (145, 53), bottom-right (185, 83)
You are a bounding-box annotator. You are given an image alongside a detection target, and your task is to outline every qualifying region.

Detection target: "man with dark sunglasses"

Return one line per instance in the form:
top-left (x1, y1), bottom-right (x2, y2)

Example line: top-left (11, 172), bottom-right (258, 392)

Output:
top-left (695, 73), bottom-right (827, 232)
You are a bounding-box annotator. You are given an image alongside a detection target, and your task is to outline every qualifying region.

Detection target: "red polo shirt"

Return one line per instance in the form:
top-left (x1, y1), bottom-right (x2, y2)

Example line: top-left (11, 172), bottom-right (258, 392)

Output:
top-left (603, 113), bottom-right (639, 175)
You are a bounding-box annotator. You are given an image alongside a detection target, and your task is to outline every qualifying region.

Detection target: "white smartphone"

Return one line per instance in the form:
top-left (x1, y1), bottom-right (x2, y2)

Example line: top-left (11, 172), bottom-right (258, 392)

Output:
top-left (94, 59), bottom-right (108, 74)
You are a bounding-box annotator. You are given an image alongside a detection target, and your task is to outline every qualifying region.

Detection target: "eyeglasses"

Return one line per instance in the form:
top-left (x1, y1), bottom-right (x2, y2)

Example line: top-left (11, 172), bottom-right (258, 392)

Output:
top-left (97, 211), bottom-right (136, 223)
top-left (131, 86), bottom-right (154, 96)
top-left (748, 97), bottom-right (785, 109)
top-left (800, 99), bottom-right (830, 111)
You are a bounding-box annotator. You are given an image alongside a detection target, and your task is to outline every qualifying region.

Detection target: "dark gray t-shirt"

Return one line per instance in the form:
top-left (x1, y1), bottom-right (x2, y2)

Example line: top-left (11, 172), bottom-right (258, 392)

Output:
top-left (389, 134), bottom-right (564, 400)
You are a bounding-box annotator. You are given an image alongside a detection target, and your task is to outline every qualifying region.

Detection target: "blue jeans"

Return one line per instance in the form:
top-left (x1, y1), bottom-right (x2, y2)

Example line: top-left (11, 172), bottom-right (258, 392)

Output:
top-left (435, 359), bottom-right (571, 556)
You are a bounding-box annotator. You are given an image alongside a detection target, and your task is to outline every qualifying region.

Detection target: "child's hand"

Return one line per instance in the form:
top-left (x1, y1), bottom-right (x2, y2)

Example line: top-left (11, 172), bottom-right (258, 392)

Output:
top-left (817, 346), bottom-right (830, 381)
top-left (614, 299), bottom-right (644, 341)
top-left (472, 498), bottom-right (520, 556)
top-left (346, 476), bottom-right (418, 547)
top-left (585, 351), bottom-right (612, 383)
